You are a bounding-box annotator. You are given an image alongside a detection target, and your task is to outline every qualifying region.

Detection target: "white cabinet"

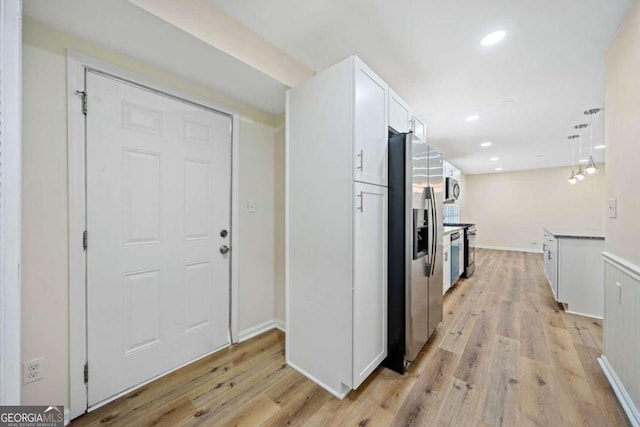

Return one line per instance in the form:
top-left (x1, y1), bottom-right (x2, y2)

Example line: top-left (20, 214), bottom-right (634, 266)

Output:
top-left (602, 254), bottom-right (640, 421)
top-left (388, 89), bottom-right (426, 141)
top-left (443, 234), bottom-right (451, 294)
top-left (543, 229), bottom-right (603, 317)
top-left (411, 116), bottom-right (426, 142)
top-left (389, 88), bottom-right (410, 133)
top-left (353, 182), bottom-right (387, 387)
top-left (443, 160), bottom-right (461, 180)
top-left (286, 56), bottom-right (388, 398)
top-left (543, 233), bottom-right (558, 300)
top-left (354, 61), bottom-right (388, 187)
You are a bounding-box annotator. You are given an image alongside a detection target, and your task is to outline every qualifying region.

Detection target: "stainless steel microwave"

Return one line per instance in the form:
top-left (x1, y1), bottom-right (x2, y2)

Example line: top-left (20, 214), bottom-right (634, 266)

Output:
top-left (445, 177), bottom-right (460, 202)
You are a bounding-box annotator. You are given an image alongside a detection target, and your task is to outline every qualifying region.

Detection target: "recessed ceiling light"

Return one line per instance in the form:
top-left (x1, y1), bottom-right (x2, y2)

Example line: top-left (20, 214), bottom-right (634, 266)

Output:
top-left (481, 30), bottom-right (507, 47)
top-left (490, 157), bottom-right (499, 161)
top-left (594, 145), bottom-right (606, 150)
top-left (481, 141), bottom-right (492, 147)
top-left (466, 114), bottom-right (480, 122)
top-left (495, 167), bottom-right (503, 171)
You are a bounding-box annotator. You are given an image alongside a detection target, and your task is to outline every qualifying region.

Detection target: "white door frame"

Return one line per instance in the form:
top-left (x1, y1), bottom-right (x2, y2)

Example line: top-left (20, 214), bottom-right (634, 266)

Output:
top-left (67, 51), bottom-right (240, 419)
top-left (0, 0), bottom-right (22, 406)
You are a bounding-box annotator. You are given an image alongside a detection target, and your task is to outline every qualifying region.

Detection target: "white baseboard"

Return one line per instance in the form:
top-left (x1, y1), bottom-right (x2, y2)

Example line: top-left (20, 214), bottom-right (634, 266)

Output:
top-left (285, 358), bottom-right (349, 400)
top-left (476, 245), bottom-right (542, 254)
top-left (598, 356), bottom-right (640, 426)
top-left (238, 319), bottom-right (284, 342)
top-left (273, 319), bottom-right (285, 333)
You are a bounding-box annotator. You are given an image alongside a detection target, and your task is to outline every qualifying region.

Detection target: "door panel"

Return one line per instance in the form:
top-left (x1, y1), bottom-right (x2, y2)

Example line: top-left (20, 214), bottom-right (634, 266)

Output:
top-left (354, 59), bottom-right (388, 186)
top-left (389, 89), bottom-right (410, 133)
top-left (86, 71), bottom-right (231, 406)
top-left (353, 182), bottom-right (388, 388)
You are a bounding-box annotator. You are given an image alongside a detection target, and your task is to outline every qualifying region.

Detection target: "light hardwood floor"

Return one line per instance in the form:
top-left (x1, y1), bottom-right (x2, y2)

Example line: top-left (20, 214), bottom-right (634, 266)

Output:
top-left (72, 249), bottom-right (629, 426)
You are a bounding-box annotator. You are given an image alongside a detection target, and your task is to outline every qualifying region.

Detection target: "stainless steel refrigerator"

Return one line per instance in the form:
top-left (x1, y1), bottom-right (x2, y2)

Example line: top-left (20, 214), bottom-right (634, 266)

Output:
top-left (384, 131), bottom-right (443, 373)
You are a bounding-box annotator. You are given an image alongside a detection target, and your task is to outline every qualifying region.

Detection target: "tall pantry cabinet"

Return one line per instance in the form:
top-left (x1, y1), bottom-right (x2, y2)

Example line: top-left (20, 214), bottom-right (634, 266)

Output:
top-left (286, 56), bottom-right (388, 397)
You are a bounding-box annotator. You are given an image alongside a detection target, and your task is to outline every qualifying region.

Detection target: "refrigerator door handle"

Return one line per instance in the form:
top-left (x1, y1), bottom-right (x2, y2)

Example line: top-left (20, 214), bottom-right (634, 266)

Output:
top-left (429, 187), bottom-right (437, 277)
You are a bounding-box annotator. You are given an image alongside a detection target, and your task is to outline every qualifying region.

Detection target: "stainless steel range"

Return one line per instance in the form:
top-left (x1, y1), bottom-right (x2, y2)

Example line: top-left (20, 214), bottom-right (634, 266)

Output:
top-left (443, 223), bottom-right (476, 278)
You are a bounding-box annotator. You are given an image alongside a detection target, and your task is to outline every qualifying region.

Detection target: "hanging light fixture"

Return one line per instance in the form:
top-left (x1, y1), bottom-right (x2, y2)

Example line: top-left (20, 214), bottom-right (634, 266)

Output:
top-left (574, 124), bottom-right (588, 180)
top-left (567, 135), bottom-right (580, 184)
top-left (584, 108), bottom-right (601, 175)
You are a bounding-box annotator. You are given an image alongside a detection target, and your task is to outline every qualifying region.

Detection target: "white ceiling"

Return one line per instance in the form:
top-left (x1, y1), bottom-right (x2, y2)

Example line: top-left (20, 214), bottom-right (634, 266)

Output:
top-left (22, 0), bottom-right (288, 115)
top-left (207, 0), bottom-right (633, 174)
top-left (24, 0), bottom-right (634, 174)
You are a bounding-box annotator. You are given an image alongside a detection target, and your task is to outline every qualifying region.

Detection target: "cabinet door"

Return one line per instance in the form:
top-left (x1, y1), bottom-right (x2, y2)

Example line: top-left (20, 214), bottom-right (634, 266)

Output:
top-left (443, 235), bottom-right (451, 294)
top-left (548, 238), bottom-right (558, 300)
top-left (354, 58), bottom-right (388, 186)
top-left (389, 89), bottom-right (410, 133)
top-left (412, 115), bottom-right (426, 142)
top-left (353, 182), bottom-right (387, 388)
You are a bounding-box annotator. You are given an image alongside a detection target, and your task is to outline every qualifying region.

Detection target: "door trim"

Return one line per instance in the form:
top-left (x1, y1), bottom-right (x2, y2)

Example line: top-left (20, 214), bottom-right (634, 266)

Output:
top-left (0, 0), bottom-right (22, 406)
top-left (67, 50), bottom-right (240, 419)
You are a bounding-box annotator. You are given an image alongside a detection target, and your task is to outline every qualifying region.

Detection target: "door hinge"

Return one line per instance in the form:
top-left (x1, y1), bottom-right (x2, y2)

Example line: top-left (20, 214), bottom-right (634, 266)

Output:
top-left (83, 230), bottom-right (88, 250)
top-left (76, 90), bottom-right (88, 115)
top-left (83, 362), bottom-right (89, 384)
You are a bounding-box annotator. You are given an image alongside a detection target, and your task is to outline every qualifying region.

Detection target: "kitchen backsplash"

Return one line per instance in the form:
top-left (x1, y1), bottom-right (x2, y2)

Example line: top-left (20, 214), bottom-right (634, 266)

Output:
top-left (444, 204), bottom-right (460, 224)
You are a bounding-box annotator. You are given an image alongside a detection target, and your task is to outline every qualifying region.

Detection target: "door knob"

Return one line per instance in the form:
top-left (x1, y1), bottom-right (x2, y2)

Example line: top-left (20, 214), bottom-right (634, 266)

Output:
top-left (219, 245), bottom-right (230, 255)
top-left (220, 229), bottom-right (228, 238)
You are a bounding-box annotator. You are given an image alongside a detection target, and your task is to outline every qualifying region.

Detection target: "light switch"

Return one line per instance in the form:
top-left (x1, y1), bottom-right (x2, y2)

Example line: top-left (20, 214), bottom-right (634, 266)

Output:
top-left (616, 281), bottom-right (622, 305)
top-left (246, 199), bottom-right (256, 213)
top-left (608, 199), bottom-right (617, 219)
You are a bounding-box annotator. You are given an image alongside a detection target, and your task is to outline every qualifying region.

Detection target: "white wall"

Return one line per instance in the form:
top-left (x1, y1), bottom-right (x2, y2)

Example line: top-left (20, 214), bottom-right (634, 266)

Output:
top-left (237, 116), bottom-right (277, 332)
top-left (274, 122), bottom-right (285, 324)
top-left (22, 18), bottom-right (280, 407)
top-left (605, 1), bottom-right (640, 267)
top-left (461, 165), bottom-right (606, 252)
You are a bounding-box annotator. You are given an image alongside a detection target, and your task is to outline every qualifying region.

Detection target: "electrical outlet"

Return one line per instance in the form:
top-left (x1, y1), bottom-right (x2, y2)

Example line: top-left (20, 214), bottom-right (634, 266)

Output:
top-left (23, 357), bottom-right (44, 384)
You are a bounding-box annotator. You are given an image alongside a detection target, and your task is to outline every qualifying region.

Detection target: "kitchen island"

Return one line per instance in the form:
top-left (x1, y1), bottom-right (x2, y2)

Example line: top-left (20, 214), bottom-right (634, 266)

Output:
top-left (543, 227), bottom-right (605, 318)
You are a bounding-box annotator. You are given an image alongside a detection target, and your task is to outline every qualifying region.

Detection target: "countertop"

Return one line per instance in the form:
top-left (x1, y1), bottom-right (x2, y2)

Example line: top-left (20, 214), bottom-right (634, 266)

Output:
top-left (444, 226), bottom-right (466, 235)
top-left (543, 227), bottom-right (605, 240)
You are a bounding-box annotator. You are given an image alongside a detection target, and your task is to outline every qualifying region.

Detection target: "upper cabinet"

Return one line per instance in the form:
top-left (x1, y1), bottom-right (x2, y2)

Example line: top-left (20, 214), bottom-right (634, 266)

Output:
top-left (443, 160), bottom-right (461, 180)
top-left (411, 116), bottom-right (426, 142)
top-left (354, 59), bottom-right (389, 186)
top-left (388, 88), bottom-right (426, 142)
top-left (389, 89), bottom-right (411, 133)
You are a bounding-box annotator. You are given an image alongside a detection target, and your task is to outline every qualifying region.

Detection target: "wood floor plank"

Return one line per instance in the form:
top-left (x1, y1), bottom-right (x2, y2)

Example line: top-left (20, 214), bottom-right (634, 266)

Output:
top-left (519, 308), bottom-right (549, 363)
top-left (573, 343), bottom-right (631, 426)
top-left (452, 291), bottom-right (500, 387)
top-left (434, 377), bottom-right (481, 426)
top-left (71, 249), bottom-right (630, 427)
top-left (439, 288), bottom-right (485, 355)
top-left (495, 299), bottom-right (520, 340)
top-left (479, 335), bottom-right (519, 427)
top-left (516, 357), bottom-right (557, 426)
top-left (391, 348), bottom-right (460, 426)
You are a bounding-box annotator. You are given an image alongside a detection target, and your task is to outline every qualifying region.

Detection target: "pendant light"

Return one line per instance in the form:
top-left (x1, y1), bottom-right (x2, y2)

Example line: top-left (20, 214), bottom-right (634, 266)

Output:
top-left (584, 108), bottom-right (601, 175)
top-left (567, 135), bottom-right (579, 184)
top-left (574, 124), bottom-right (587, 180)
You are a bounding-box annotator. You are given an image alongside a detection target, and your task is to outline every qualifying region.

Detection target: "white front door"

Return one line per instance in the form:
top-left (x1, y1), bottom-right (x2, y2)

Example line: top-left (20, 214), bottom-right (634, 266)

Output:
top-left (86, 70), bottom-right (231, 406)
